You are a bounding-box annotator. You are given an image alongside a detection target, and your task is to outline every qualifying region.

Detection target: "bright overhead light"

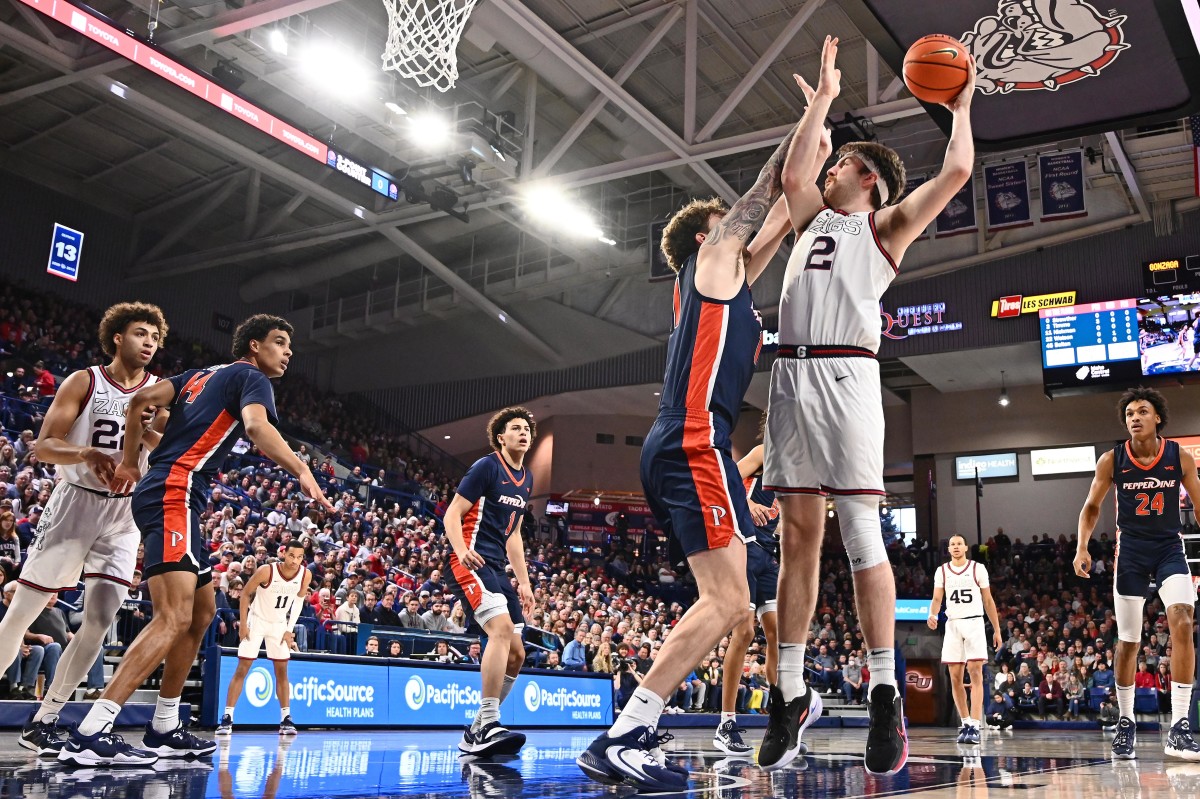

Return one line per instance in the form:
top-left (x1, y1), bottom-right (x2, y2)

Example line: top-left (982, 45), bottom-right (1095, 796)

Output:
top-left (407, 112), bottom-right (453, 149)
top-left (444, 435), bottom-right (451, 440)
top-left (384, 100), bottom-right (407, 116)
top-left (521, 185), bottom-right (615, 243)
top-left (593, 496), bottom-right (601, 506)
top-left (109, 82), bottom-right (127, 98)
top-left (268, 29), bottom-right (288, 56)
top-left (300, 43), bottom-right (372, 98)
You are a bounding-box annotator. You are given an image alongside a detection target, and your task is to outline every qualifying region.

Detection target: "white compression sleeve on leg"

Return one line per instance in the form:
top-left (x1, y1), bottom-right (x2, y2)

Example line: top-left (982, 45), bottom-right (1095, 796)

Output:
top-left (837, 495), bottom-right (888, 572)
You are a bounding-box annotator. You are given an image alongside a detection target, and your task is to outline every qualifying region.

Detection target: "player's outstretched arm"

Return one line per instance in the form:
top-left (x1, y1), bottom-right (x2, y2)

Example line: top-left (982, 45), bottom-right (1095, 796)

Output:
top-left (36, 371), bottom-right (107, 472)
top-left (744, 199), bottom-right (793, 286)
top-left (111, 379), bottom-right (178, 492)
top-left (780, 35), bottom-right (840, 232)
top-left (242, 404), bottom-right (333, 512)
top-left (877, 58), bottom-right (976, 259)
top-left (737, 445), bottom-right (765, 480)
top-left (1074, 450), bottom-right (1114, 578)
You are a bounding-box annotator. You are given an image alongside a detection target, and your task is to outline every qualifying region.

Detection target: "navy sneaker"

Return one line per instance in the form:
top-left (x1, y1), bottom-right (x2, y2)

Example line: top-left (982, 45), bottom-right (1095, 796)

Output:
top-left (57, 728), bottom-right (159, 766)
top-left (714, 719), bottom-right (753, 757)
top-left (864, 684), bottom-right (908, 775)
top-left (649, 730), bottom-right (689, 777)
top-left (577, 725), bottom-right (689, 792)
top-left (955, 723), bottom-right (969, 744)
top-left (1165, 718), bottom-right (1200, 761)
top-left (142, 722), bottom-right (217, 758)
top-left (214, 714), bottom-right (233, 737)
top-left (758, 685), bottom-right (823, 770)
top-left (963, 725), bottom-right (981, 746)
top-left (19, 712), bottom-right (69, 756)
top-left (459, 721), bottom-right (526, 757)
top-left (278, 715), bottom-right (298, 736)
top-left (1111, 716), bottom-right (1136, 760)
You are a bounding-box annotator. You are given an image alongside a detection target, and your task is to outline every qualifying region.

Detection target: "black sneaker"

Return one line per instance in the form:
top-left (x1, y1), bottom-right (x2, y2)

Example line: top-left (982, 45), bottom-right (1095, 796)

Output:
top-left (19, 712), bottom-right (69, 756)
top-left (458, 721), bottom-right (526, 757)
top-left (1165, 718), bottom-right (1200, 761)
top-left (714, 719), bottom-right (753, 756)
top-left (141, 722), bottom-right (217, 758)
top-left (214, 715), bottom-right (232, 737)
top-left (757, 685), bottom-right (823, 770)
top-left (864, 684), bottom-right (908, 775)
top-left (278, 715), bottom-right (298, 736)
top-left (1112, 716), bottom-right (1136, 760)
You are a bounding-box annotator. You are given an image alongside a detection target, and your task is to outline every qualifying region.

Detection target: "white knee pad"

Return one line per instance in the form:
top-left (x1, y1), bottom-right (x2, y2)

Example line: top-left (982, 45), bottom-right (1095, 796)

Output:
top-left (838, 495), bottom-right (887, 572)
top-left (1158, 574), bottom-right (1197, 611)
top-left (1114, 593), bottom-right (1145, 643)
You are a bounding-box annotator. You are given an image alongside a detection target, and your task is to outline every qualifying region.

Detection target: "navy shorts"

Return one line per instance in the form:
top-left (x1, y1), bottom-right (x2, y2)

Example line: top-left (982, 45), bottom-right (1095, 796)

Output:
top-left (447, 560), bottom-right (523, 633)
top-left (1114, 531), bottom-right (1188, 597)
top-left (747, 541), bottom-right (779, 610)
top-left (640, 409), bottom-right (755, 558)
top-left (132, 480), bottom-right (213, 588)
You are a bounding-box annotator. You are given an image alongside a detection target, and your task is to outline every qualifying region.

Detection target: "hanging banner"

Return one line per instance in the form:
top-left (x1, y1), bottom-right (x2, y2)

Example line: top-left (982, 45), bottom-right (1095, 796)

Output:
top-left (904, 174), bottom-right (930, 240)
top-left (1039, 150), bottom-right (1088, 221)
top-left (934, 173), bottom-right (977, 238)
top-left (983, 161), bottom-right (1032, 231)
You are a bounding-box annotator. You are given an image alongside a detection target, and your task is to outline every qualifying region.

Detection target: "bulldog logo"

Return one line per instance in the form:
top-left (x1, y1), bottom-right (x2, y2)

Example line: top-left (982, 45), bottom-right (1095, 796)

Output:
top-left (961, 0), bottom-right (1128, 94)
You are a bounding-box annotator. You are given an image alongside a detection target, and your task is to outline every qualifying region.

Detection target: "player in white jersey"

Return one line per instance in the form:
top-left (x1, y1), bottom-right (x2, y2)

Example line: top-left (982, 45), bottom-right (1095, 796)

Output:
top-left (928, 535), bottom-right (1002, 746)
top-left (758, 36), bottom-right (977, 775)
top-left (9, 302), bottom-right (168, 756)
top-left (216, 540), bottom-right (309, 737)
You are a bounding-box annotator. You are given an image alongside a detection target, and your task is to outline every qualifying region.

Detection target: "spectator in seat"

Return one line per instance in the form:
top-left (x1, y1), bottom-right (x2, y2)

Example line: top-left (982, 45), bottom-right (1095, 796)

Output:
top-left (1038, 673), bottom-right (1065, 718)
top-left (1015, 682), bottom-right (1039, 718)
top-left (0, 512), bottom-right (21, 563)
top-left (15, 506), bottom-right (40, 549)
top-left (32, 361), bottom-right (55, 406)
top-left (1098, 692), bottom-right (1119, 731)
top-left (986, 690), bottom-right (1014, 730)
top-left (563, 627), bottom-right (588, 672)
top-left (544, 651), bottom-right (564, 671)
top-left (0, 582), bottom-right (47, 699)
top-left (842, 655), bottom-right (864, 704)
top-left (1065, 675), bottom-right (1085, 720)
top-left (421, 602), bottom-right (451, 633)
top-left (372, 594), bottom-right (402, 628)
top-left (1092, 659), bottom-right (1115, 690)
top-left (397, 597), bottom-right (425, 630)
top-left (462, 641), bottom-right (483, 665)
top-left (1134, 661), bottom-right (1156, 689)
top-left (1156, 663), bottom-right (1172, 714)
top-left (362, 636), bottom-right (381, 657)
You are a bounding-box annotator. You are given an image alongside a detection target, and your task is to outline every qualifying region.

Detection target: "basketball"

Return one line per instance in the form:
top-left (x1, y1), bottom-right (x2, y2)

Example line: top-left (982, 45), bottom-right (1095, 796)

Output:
top-left (903, 34), bottom-right (971, 105)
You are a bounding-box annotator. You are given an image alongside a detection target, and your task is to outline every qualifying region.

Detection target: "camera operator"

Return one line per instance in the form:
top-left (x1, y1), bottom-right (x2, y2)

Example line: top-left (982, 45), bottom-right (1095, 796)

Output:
top-left (613, 646), bottom-right (644, 710)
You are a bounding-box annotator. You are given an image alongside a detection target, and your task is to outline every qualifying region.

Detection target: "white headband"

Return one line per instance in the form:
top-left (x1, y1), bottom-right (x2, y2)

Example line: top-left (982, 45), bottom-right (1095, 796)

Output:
top-left (854, 153), bottom-right (889, 206)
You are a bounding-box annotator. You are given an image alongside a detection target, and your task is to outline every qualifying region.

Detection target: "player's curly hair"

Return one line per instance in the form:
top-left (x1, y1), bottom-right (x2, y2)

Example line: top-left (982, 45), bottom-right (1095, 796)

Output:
top-left (836, 142), bottom-right (906, 210)
top-left (1117, 387), bottom-right (1168, 433)
top-left (487, 406), bottom-right (536, 452)
top-left (660, 198), bottom-right (729, 274)
top-left (98, 302), bottom-right (168, 357)
top-left (232, 314), bottom-right (294, 359)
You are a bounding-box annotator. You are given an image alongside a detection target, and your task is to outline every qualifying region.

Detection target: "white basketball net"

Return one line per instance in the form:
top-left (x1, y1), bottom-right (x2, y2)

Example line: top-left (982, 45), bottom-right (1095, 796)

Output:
top-left (381, 0), bottom-right (480, 93)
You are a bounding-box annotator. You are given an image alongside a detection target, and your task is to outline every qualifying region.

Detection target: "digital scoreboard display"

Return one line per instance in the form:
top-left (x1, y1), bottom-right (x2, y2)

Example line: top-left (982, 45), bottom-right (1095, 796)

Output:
top-left (1040, 299), bottom-right (1142, 393)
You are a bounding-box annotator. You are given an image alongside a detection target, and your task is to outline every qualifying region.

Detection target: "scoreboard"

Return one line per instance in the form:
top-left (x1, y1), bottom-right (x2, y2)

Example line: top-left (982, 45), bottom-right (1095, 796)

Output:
top-left (1040, 299), bottom-right (1142, 394)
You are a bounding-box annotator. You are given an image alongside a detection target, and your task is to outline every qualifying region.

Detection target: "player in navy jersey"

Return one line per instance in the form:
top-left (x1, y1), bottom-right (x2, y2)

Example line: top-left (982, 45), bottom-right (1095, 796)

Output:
top-left (1075, 387), bottom-right (1200, 761)
top-left (578, 82), bottom-right (831, 792)
top-left (59, 315), bottom-right (333, 767)
top-left (714, 414), bottom-right (783, 758)
top-left (444, 407), bottom-right (536, 757)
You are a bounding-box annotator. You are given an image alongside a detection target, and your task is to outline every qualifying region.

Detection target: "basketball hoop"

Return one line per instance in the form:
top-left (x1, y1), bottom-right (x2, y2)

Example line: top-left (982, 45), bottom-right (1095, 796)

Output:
top-left (381, 0), bottom-right (480, 93)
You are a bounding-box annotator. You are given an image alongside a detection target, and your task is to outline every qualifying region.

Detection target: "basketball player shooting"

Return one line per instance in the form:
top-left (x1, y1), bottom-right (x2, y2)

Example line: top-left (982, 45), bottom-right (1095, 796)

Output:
top-left (216, 539), bottom-right (309, 737)
top-left (759, 35), bottom-right (976, 774)
top-left (1074, 388), bottom-right (1200, 761)
top-left (927, 534), bottom-right (1002, 747)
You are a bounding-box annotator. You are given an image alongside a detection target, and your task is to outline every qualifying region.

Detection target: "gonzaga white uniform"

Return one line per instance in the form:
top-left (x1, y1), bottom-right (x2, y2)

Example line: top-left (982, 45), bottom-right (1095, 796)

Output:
top-left (238, 562), bottom-right (304, 661)
top-left (934, 560), bottom-right (990, 663)
top-left (21, 367), bottom-right (157, 592)
top-left (763, 208), bottom-right (897, 495)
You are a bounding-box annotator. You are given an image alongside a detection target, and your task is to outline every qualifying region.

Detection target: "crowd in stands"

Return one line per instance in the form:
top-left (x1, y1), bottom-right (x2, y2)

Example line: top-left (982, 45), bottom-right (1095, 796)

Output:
top-left (0, 278), bottom-right (1185, 722)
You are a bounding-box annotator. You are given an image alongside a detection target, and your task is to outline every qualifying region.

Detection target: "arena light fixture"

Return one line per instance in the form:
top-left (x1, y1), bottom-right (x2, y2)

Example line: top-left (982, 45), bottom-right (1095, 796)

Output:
top-left (407, 111), bottom-right (453, 149)
top-left (998, 370), bottom-right (1010, 407)
top-left (301, 43), bottom-right (372, 98)
top-left (522, 186), bottom-right (613, 243)
top-left (268, 29), bottom-right (288, 56)
top-left (384, 100), bottom-right (407, 116)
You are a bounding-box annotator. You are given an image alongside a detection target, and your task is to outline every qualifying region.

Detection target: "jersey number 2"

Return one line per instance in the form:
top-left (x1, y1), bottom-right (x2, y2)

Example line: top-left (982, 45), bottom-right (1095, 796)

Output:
top-left (1134, 492), bottom-right (1165, 516)
top-left (949, 588), bottom-right (974, 604)
top-left (804, 236), bottom-right (837, 271)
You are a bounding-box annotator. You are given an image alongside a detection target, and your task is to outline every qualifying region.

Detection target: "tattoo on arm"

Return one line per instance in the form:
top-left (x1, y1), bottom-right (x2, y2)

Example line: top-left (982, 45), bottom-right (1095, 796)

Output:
top-left (705, 125), bottom-right (797, 250)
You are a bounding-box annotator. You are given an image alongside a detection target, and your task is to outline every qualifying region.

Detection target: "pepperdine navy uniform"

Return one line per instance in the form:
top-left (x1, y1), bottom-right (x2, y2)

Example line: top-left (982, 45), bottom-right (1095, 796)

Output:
top-left (641, 253), bottom-right (760, 557)
top-left (743, 475), bottom-right (780, 618)
top-left (134, 361), bottom-right (277, 587)
top-left (1112, 438), bottom-right (1189, 599)
top-left (448, 452), bottom-right (532, 631)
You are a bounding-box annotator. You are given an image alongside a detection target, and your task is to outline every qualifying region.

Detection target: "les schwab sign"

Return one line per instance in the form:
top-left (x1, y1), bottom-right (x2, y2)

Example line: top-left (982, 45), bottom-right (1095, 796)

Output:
top-left (991, 291), bottom-right (1076, 318)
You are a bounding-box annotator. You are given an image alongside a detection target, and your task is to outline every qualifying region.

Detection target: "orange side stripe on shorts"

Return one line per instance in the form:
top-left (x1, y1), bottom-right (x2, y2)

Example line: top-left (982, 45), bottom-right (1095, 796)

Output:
top-left (449, 554), bottom-right (483, 610)
top-left (163, 410), bottom-right (237, 562)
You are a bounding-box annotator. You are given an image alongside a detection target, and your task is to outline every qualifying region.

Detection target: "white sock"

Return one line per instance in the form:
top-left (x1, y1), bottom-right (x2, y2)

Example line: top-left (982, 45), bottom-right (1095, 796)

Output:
top-left (867, 648), bottom-right (897, 691)
top-left (721, 711), bottom-right (736, 725)
top-left (78, 699), bottom-right (121, 737)
top-left (224, 706), bottom-right (235, 722)
top-left (499, 674), bottom-right (517, 705)
top-left (152, 695), bottom-right (180, 734)
top-left (280, 706), bottom-right (291, 722)
top-left (966, 718), bottom-right (979, 729)
top-left (610, 688), bottom-right (664, 738)
top-left (1116, 684), bottom-right (1134, 721)
top-left (34, 691), bottom-right (70, 724)
top-left (777, 644), bottom-right (809, 702)
top-left (1172, 682), bottom-right (1191, 726)
top-left (473, 697), bottom-right (500, 731)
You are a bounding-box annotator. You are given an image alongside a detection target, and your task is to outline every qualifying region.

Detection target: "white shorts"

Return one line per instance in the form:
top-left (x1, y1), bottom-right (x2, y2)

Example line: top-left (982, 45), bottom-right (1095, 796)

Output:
top-left (763, 357), bottom-right (885, 496)
top-left (941, 617), bottom-right (988, 664)
top-left (20, 482), bottom-right (139, 592)
top-left (237, 614), bottom-right (291, 661)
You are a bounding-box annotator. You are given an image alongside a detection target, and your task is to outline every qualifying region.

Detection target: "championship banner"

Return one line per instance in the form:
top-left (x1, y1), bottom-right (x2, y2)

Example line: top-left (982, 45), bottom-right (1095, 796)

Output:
top-left (934, 172), bottom-right (977, 238)
top-left (904, 174), bottom-right (929, 240)
top-left (983, 161), bottom-right (1032, 231)
top-left (1039, 150), bottom-right (1088, 221)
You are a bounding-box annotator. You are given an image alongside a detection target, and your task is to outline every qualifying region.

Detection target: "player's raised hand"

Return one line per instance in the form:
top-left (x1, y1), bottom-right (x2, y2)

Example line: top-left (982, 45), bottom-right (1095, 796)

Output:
top-left (926, 614), bottom-right (938, 631)
top-left (82, 448), bottom-right (119, 485)
top-left (298, 470), bottom-right (334, 512)
top-left (109, 462), bottom-right (141, 495)
top-left (1072, 548), bottom-right (1092, 578)
top-left (816, 35), bottom-right (841, 100)
top-left (942, 54), bottom-right (977, 113)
